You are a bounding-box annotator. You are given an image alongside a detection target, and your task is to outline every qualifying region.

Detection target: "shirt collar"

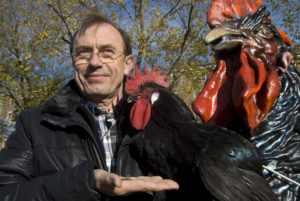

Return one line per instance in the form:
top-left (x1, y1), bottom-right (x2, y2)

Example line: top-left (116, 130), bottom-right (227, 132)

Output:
top-left (87, 98), bottom-right (123, 117)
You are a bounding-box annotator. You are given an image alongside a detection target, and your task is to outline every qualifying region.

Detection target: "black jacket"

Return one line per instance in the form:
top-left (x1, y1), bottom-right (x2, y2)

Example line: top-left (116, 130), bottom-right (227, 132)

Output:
top-left (0, 80), bottom-right (153, 201)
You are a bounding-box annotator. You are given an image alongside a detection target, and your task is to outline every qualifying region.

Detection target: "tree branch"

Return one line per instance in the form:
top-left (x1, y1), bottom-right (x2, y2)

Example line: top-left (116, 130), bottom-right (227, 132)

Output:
top-left (47, 2), bottom-right (73, 43)
top-left (77, 0), bottom-right (99, 12)
top-left (3, 85), bottom-right (22, 110)
top-left (134, 0), bottom-right (145, 66)
top-left (162, 0), bottom-right (182, 19)
top-left (167, 4), bottom-right (194, 87)
top-left (145, 0), bottom-right (182, 44)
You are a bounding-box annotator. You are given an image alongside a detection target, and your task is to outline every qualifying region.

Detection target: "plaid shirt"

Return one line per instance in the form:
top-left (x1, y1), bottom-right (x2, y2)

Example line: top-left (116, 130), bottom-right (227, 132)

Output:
top-left (88, 102), bottom-right (117, 172)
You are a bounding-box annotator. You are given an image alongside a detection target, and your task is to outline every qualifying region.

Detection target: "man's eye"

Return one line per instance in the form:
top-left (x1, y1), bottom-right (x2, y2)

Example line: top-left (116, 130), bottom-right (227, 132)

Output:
top-left (101, 50), bottom-right (115, 58)
top-left (76, 50), bottom-right (91, 57)
top-left (103, 49), bottom-right (115, 54)
top-left (101, 52), bottom-right (114, 58)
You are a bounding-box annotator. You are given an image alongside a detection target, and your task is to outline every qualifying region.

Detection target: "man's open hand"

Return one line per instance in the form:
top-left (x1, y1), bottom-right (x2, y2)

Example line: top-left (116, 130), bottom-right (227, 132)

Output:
top-left (94, 169), bottom-right (179, 196)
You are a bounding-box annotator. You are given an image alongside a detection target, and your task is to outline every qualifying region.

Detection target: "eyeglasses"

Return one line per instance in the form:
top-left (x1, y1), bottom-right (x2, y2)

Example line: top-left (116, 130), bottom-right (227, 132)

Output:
top-left (73, 50), bottom-right (124, 65)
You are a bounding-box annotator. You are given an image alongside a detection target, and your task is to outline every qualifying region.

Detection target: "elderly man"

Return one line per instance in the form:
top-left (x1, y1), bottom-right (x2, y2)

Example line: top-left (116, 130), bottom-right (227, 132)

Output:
top-left (0, 13), bottom-right (178, 201)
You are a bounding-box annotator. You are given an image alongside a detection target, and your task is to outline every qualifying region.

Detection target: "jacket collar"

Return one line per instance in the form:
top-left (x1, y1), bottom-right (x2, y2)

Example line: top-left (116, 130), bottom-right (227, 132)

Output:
top-left (42, 79), bottom-right (85, 117)
top-left (41, 79), bottom-right (129, 131)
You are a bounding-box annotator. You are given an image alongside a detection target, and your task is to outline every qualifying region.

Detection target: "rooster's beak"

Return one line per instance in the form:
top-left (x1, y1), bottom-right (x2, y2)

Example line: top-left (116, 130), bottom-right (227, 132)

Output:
top-left (205, 27), bottom-right (246, 51)
top-left (127, 95), bottom-right (139, 103)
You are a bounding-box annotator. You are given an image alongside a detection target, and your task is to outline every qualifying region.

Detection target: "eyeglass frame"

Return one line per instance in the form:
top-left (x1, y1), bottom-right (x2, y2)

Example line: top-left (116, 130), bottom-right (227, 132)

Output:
top-left (72, 48), bottom-right (125, 65)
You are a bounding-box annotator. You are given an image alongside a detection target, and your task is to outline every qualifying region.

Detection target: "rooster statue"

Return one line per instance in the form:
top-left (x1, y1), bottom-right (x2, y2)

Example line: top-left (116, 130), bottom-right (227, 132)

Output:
top-left (119, 65), bottom-right (277, 201)
top-left (192, 0), bottom-right (300, 200)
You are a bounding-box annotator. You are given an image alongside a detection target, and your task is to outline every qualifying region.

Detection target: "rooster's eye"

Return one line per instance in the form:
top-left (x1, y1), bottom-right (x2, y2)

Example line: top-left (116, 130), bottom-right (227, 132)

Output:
top-left (144, 87), bottom-right (151, 92)
top-left (256, 26), bottom-right (274, 40)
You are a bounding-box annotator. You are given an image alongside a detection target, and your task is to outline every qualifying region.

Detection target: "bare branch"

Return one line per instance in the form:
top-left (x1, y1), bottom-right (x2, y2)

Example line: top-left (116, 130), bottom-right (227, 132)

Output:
top-left (119, 3), bottom-right (136, 26)
top-left (47, 2), bottom-right (73, 42)
top-left (77, 0), bottom-right (99, 12)
top-left (4, 86), bottom-right (22, 110)
top-left (134, 0), bottom-right (145, 66)
top-left (61, 36), bottom-right (71, 44)
top-left (167, 4), bottom-right (194, 85)
top-left (162, 0), bottom-right (182, 19)
top-left (146, 0), bottom-right (182, 44)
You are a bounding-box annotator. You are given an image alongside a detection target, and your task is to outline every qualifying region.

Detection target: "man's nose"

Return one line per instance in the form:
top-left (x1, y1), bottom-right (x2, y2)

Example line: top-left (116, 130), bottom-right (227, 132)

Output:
top-left (89, 53), bottom-right (103, 67)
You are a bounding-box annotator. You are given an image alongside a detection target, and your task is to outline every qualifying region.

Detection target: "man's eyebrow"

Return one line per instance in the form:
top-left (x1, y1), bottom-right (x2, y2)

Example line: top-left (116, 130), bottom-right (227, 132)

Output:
top-left (98, 44), bottom-right (116, 50)
top-left (74, 44), bottom-right (118, 53)
top-left (74, 46), bottom-right (92, 52)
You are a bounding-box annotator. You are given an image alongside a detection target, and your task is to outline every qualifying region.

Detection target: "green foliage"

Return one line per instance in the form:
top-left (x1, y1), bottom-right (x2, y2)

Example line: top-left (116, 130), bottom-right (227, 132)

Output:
top-left (0, 0), bottom-right (71, 119)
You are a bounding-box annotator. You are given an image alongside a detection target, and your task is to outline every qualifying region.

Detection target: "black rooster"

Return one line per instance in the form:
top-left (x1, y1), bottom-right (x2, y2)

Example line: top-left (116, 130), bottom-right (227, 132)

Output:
top-left (120, 65), bottom-right (277, 201)
top-left (192, 0), bottom-right (300, 200)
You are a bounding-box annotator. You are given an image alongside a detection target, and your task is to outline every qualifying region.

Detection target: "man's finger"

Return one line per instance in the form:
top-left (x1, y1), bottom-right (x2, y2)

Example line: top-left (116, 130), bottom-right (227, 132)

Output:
top-left (141, 178), bottom-right (179, 191)
top-left (121, 176), bottom-right (163, 180)
top-left (113, 177), bottom-right (179, 196)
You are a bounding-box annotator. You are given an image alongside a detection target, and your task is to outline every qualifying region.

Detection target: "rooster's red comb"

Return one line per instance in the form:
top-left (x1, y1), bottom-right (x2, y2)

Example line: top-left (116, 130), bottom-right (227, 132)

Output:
top-left (125, 64), bottom-right (170, 94)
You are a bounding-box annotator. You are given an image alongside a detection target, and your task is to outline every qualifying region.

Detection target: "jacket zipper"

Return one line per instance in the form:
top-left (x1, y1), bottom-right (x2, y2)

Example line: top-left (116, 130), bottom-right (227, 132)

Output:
top-left (78, 104), bottom-right (108, 171)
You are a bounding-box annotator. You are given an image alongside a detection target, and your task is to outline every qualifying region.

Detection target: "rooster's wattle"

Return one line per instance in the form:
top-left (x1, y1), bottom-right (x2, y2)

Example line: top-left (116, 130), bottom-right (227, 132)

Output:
top-left (192, 0), bottom-right (300, 200)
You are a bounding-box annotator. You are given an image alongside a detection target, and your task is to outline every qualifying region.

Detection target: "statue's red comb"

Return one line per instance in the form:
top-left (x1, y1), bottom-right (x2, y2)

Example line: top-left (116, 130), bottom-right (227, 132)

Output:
top-left (207, 0), bottom-right (263, 27)
top-left (125, 64), bottom-right (170, 94)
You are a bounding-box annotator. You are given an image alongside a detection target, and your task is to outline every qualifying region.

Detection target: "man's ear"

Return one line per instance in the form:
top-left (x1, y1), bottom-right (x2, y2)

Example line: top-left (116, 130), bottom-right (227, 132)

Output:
top-left (124, 55), bottom-right (134, 75)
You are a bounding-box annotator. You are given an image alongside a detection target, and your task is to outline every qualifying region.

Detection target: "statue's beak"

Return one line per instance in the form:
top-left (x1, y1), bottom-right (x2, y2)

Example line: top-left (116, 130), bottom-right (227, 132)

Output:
top-left (205, 27), bottom-right (246, 51)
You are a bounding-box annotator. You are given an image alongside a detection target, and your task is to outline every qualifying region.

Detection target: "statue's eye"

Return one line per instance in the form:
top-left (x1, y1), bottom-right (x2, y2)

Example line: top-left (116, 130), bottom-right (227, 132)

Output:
top-left (256, 26), bottom-right (274, 40)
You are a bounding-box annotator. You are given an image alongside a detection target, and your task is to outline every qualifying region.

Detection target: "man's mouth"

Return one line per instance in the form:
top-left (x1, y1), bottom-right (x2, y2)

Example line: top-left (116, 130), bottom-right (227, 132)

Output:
top-left (86, 73), bottom-right (110, 82)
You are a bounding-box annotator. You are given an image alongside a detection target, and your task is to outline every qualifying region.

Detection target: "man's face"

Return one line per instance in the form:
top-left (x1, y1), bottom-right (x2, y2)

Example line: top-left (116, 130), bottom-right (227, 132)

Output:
top-left (72, 23), bottom-right (133, 102)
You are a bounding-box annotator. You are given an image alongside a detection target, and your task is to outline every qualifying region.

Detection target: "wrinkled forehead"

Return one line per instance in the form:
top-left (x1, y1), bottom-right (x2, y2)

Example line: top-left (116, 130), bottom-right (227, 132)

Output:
top-left (73, 23), bottom-right (125, 51)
